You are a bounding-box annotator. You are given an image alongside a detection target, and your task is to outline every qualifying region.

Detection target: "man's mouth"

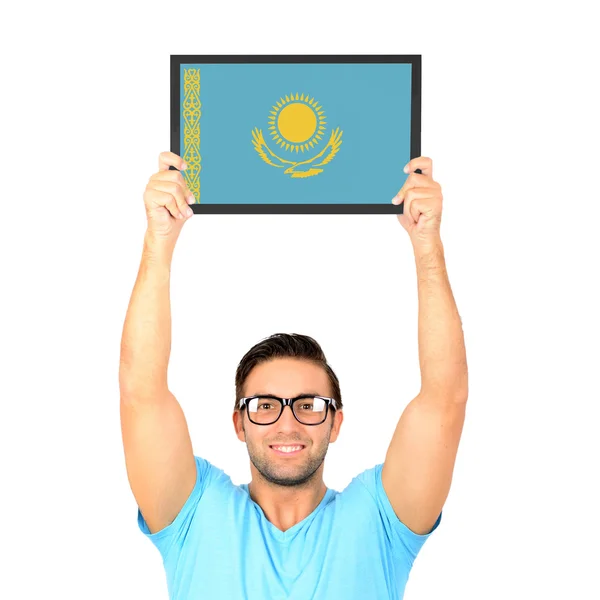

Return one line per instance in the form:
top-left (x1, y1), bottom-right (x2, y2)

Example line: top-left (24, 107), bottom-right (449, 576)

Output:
top-left (269, 445), bottom-right (306, 455)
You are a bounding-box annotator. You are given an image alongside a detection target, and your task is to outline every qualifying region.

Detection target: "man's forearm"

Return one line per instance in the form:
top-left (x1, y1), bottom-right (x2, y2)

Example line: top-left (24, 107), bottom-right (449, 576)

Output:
top-left (413, 237), bottom-right (468, 401)
top-left (119, 232), bottom-right (175, 399)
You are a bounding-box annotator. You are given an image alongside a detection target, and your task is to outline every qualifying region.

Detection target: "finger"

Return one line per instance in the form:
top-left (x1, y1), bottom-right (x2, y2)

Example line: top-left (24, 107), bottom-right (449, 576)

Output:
top-left (158, 151), bottom-right (187, 172)
top-left (395, 173), bottom-right (434, 194)
top-left (150, 170), bottom-right (195, 203)
top-left (402, 192), bottom-right (416, 226)
top-left (404, 156), bottom-right (433, 178)
top-left (401, 188), bottom-right (437, 224)
top-left (392, 174), bottom-right (436, 204)
top-left (399, 213), bottom-right (411, 229)
top-left (147, 181), bottom-right (192, 220)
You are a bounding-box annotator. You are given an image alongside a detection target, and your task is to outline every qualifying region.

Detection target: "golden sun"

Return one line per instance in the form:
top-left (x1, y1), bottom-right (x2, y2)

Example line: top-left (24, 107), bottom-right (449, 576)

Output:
top-left (269, 93), bottom-right (327, 153)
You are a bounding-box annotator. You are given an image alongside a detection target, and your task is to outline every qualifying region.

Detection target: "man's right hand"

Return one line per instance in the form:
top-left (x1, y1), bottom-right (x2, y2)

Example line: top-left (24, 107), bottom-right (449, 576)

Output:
top-left (144, 151), bottom-right (195, 241)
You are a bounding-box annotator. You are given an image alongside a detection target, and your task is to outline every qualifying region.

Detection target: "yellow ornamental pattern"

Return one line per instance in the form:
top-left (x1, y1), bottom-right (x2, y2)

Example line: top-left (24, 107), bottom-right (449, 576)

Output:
top-left (182, 68), bottom-right (201, 202)
top-left (251, 92), bottom-right (343, 178)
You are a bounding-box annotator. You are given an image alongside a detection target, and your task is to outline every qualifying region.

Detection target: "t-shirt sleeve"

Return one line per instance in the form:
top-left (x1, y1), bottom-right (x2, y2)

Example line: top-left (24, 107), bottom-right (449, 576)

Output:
top-left (354, 463), bottom-right (442, 564)
top-left (137, 455), bottom-right (223, 561)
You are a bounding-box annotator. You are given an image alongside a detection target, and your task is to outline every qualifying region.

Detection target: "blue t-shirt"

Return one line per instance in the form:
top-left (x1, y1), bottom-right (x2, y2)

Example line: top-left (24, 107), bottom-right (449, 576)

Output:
top-left (138, 455), bottom-right (441, 600)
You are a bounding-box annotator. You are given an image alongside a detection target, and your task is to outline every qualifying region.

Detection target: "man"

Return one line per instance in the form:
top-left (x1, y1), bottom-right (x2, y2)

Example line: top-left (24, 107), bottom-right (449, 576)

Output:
top-left (119, 151), bottom-right (468, 599)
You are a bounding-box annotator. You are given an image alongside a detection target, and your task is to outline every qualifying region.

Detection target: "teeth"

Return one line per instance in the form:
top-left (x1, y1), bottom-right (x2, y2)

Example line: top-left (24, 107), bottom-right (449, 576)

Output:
top-left (272, 446), bottom-right (303, 453)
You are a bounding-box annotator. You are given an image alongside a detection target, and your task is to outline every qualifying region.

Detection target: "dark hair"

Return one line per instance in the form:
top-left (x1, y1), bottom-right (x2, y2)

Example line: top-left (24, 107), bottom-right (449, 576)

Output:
top-left (234, 333), bottom-right (343, 416)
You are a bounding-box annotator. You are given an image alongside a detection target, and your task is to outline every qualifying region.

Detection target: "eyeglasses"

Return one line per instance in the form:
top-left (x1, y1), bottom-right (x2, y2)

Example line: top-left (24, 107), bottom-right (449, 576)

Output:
top-left (238, 394), bottom-right (338, 426)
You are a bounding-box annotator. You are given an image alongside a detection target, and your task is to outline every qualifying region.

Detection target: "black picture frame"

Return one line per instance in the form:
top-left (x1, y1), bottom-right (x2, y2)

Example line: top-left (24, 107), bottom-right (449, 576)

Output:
top-left (170, 54), bottom-right (421, 214)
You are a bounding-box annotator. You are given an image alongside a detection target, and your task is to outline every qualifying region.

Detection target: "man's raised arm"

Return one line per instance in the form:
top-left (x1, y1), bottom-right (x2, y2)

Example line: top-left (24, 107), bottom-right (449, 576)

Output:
top-left (383, 157), bottom-right (468, 535)
top-left (119, 152), bottom-right (197, 534)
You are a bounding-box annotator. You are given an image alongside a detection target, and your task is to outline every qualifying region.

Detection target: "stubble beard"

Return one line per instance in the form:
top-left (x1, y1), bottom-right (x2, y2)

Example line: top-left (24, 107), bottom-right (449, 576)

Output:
top-left (244, 422), bottom-right (332, 488)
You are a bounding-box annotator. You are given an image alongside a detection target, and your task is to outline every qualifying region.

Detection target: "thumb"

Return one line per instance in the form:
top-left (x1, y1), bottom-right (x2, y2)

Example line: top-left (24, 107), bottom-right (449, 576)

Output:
top-left (410, 199), bottom-right (429, 224)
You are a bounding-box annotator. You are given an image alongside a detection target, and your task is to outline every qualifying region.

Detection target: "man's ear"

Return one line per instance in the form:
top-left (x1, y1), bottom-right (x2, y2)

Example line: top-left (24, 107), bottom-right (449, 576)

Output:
top-left (329, 409), bottom-right (343, 443)
top-left (233, 410), bottom-right (246, 442)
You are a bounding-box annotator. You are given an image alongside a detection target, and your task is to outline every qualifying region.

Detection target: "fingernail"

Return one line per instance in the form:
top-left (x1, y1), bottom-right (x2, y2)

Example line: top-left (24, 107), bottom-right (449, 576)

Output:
top-left (392, 197), bottom-right (398, 204)
top-left (186, 208), bottom-right (193, 217)
top-left (403, 165), bottom-right (409, 173)
top-left (187, 195), bottom-right (195, 204)
top-left (181, 163), bottom-right (188, 170)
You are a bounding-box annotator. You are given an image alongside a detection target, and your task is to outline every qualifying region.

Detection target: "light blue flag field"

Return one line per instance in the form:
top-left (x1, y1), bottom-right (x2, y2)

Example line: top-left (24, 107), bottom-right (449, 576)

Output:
top-left (170, 55), bottom-right (421, 213)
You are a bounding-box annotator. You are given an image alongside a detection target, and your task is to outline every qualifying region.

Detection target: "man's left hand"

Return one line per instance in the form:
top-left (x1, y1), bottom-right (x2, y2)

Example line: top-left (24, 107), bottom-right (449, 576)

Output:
top-left (392, 157), bottom-right (443, 248)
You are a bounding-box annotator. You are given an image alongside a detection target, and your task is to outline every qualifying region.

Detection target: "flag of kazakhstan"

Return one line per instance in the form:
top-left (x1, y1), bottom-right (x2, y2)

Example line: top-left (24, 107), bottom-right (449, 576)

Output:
top-left (178, 61), bottom-right (414, 208)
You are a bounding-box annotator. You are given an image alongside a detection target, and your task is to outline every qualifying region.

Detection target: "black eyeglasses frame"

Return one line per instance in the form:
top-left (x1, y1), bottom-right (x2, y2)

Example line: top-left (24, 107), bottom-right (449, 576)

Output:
top-left (238, 394), bottom-right (338, 426)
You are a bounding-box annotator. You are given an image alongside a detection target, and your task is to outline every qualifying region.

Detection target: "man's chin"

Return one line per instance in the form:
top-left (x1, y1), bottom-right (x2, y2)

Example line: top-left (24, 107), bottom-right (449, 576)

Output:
top-left (252, 460), bottom-right (311, 486)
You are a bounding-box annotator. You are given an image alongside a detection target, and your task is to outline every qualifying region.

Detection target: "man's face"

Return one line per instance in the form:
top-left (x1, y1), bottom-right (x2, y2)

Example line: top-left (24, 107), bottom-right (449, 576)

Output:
top-left (233, 357), bottom-right (343, 488)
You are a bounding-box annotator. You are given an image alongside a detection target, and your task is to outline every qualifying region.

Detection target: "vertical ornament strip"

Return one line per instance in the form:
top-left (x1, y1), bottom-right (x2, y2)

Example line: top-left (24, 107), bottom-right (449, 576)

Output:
top-left (182, 68), bottom-right (201, 203)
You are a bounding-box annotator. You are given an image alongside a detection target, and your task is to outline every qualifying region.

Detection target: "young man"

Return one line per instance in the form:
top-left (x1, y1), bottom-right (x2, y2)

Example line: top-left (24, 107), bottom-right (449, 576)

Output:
top-left (119, 151), bottom-right (468, 599)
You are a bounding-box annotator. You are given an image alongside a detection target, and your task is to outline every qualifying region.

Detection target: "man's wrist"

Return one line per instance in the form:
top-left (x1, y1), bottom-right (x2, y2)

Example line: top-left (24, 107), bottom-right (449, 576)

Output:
top-left (412, 235), bottom-right (445, 266)
top-left (143, 230), bottom-right (175, 266)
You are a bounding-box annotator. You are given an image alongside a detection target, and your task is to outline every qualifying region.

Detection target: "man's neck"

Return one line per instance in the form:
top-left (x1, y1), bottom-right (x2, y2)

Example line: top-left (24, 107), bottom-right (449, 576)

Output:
top-left (248, 480), bottom-right (328, 532)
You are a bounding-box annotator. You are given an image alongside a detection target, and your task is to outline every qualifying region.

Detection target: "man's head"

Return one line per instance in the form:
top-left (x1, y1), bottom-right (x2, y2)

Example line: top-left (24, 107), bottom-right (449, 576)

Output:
top-left (233, 333), bottom-right (344, 488)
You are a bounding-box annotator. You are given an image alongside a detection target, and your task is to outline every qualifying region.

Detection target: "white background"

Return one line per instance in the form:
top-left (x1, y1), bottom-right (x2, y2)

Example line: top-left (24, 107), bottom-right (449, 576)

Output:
top-left (1, 1), bottom-right (599, 599)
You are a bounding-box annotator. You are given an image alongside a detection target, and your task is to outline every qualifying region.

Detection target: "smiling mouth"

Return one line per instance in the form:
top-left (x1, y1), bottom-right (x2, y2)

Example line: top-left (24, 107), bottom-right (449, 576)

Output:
top-left (269, 445), bottom-right (306, 455)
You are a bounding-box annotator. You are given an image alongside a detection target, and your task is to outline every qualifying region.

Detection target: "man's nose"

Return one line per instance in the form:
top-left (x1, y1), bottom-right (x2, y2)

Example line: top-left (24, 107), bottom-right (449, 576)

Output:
top-left (278, 404), bottom-right (300, 426)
